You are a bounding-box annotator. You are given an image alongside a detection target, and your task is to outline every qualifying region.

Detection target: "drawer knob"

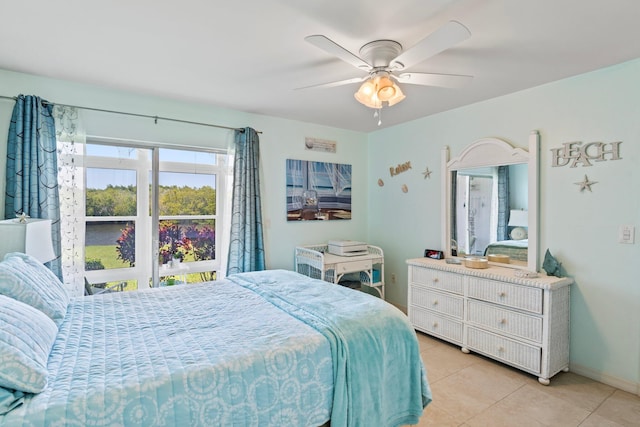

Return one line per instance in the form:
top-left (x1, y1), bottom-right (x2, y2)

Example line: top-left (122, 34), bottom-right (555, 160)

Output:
top-left (499, 292), bottom-right (507, 298)
top-left (498, 346), bottom-right (505, 352)
top-left (433, 278), bottom-right (439, 283)
top-left (499, 318), bottom-right (507, 325)
top-left (432, 322), bottom-right (439, 328)
top-left (432, 300), bottom-right (439, 306)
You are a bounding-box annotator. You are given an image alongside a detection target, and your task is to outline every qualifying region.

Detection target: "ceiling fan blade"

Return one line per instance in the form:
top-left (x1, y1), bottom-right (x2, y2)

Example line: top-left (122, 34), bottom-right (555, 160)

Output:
top-left (295, 76), bottom-right (367, 90)
top-left (305, 35), bottom-right (371, 70)
top-left (396, 72), bottom-right (473, 89)
top-left (391, 21), bottom-right (471, 70)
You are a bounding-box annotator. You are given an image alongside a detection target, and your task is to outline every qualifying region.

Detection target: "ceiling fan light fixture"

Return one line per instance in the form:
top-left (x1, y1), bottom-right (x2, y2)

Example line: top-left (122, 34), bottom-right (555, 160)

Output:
top-left (355, 79), bottom-right (381, 108)
top-left (356, 79), bottom-right (376, 96)
top-left (354, 75), bottom-right (405, 108)
top-left (354, 90), bottom-right (382, 109)
top-left (387, 85), bottom-right (406, 106)
top-left (376, 76), bottom-right (396, 101)
top-left (305, 21), bottom-right (473, 123)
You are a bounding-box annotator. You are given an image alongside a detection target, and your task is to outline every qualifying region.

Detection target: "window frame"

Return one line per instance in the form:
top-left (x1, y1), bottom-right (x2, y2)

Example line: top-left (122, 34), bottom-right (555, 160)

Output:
top-left (82, 138), bottom-right (226, 289)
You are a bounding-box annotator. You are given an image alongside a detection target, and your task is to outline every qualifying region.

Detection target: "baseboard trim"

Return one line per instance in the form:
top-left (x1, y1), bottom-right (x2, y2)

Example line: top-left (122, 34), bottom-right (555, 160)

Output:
top-left (570, 363), bottom-right (639, 396)
top-left (391, 303), bottom-right (407, 315)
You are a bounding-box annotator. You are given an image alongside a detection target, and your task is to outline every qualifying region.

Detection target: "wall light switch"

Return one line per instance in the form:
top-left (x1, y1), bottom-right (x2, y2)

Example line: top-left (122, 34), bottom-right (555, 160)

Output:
top-left (618, 225), bottom-right (635, 244)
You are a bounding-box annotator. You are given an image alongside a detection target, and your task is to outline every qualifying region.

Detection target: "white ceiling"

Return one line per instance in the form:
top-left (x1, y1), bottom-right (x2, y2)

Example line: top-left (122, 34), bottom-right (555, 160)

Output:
top-left (2, 0), bottom-right (640, 133)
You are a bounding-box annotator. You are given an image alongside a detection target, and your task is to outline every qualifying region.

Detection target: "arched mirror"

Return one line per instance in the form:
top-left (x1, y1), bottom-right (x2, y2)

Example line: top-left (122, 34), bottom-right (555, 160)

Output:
top-left (441, 131), bottom-right (540, 272)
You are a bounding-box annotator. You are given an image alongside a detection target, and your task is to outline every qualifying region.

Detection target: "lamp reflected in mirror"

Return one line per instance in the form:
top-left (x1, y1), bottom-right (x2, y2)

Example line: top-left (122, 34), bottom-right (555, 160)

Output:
top-left (508, 209), bottom-right (528, 227)
top-left (508, 209), bottom-right (528, 241)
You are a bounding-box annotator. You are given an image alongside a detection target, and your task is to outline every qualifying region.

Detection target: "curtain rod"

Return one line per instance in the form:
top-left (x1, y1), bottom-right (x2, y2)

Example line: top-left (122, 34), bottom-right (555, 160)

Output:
top-left (0, 95), bottom-right (261, 134)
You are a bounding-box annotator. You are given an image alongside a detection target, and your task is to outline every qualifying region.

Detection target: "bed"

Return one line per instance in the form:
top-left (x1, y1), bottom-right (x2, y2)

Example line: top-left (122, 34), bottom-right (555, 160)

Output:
top-left (484, 238), bottom-right (528, 262)
top-left (0, 253), bottom-right (430, 427)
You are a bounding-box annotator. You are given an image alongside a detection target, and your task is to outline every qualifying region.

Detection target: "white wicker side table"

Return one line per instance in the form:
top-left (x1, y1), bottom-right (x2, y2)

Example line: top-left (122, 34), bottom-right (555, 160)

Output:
top-left (295, 244), bottom-right (385, 299)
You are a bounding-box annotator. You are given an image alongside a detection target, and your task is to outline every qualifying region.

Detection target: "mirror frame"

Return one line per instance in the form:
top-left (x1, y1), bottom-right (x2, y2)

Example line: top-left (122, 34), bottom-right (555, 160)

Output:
top-left (441, 131), bottom-right (540, 272)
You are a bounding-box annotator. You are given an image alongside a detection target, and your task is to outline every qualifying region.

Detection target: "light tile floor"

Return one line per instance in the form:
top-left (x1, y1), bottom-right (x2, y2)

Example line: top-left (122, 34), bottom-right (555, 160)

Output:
top-left (410, 332), bottom-right (640, 427)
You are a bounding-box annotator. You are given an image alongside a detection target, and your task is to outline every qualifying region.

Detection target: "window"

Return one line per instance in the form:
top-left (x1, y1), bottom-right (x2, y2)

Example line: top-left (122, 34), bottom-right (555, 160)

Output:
top-left (74, 141), bottom-right (227, 290)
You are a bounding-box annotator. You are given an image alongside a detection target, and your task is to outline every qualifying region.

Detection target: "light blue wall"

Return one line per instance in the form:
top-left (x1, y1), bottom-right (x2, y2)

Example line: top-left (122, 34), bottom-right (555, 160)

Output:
top-left (0, 69), bottom-right (369, 274)
top-left (367, 58), bottom-right (640, 392)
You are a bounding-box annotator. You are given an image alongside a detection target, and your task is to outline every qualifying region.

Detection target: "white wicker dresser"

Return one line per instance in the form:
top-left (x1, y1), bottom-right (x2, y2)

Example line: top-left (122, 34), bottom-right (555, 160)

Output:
top-left (407, 257), bottom-right (572, 385)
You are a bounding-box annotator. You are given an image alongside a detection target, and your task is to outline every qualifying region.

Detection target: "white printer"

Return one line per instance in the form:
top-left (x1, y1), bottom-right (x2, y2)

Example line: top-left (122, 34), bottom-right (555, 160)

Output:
top-left (327, 240), bottom-right (368, 256)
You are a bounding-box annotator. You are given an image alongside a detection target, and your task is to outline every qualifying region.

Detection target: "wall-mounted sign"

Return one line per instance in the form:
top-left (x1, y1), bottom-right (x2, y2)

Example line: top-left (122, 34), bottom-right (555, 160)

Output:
top-left (390, 161), bottom-right (412, 177)
top-left (305, 137), bottom-right (336, 153)
top-left (550, 141), bottom-right (622, 167)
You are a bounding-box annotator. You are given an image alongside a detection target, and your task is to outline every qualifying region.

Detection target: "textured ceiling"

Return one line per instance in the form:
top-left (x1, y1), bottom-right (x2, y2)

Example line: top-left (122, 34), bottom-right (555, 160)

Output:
top-left (1, 0), bottom-right (640, 132)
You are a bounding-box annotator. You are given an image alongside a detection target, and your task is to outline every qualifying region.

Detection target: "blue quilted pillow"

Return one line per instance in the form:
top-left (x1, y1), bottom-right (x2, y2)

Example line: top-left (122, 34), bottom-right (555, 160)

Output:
top-left (0, 252), bottom-right (69, 326)
top-left (0, 294), bottom-right (58, 393)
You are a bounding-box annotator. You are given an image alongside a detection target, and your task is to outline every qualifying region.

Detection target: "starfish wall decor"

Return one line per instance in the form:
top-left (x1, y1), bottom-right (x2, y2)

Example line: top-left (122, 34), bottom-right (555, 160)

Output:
top-left (422, 167), bottom-right (432, 179)
top-left (16, 213), bottom-right (30, 223)
top-left (575, 175), bottom-right (597, 192)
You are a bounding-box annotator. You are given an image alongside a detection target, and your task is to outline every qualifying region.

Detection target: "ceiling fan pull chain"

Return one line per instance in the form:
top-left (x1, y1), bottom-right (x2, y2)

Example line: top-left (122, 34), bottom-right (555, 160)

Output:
top-left (376, 108), bottom-right (382, 126)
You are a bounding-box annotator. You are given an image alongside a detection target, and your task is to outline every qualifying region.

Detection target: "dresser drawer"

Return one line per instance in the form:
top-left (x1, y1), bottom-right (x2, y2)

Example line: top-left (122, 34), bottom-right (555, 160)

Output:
top-left (467, 300), bottom-right (542, 343)
top-left (410, 266), bottom-right (463, 295)
top-left (468, 278), bottom-right (542, 314)
top-left (410, 306), bottom-right (463, 344)
top-left (411, 286), bottom-right (463, 319)
top-left (466, 326), bottom-right (541, 374)
top-left (337, 259), bottom-right (372, 274)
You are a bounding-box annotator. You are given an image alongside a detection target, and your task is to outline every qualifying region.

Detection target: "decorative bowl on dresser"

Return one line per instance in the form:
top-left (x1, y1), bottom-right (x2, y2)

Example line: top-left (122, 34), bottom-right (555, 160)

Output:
top-left (407, 257), bottom-right (573, 385)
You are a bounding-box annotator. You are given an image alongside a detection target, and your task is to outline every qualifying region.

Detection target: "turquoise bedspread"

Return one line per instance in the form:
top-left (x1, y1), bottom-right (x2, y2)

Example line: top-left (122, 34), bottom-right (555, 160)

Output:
top-left (1, 270), bottom-right (430, 427)
top-left (228, 270), bottom-right (431, 427)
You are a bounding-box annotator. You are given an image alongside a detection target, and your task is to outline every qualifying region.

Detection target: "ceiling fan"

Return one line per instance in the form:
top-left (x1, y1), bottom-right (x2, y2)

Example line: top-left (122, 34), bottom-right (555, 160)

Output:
top-left (301, 21), bottom-right (472, 122)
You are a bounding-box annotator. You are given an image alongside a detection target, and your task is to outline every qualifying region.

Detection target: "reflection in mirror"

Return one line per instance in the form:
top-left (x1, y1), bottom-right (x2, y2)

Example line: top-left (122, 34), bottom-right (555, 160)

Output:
top-left (441, 132), bottom-right (539, 271)
top-left (451, 164), bottom-right (528, 267)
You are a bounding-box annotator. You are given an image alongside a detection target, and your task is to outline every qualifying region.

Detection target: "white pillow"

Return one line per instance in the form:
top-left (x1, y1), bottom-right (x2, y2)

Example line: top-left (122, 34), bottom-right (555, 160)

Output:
top-left (0, 252), bottom-right (69, 326)
top-left (0, 294), bottom-right (58, 393)
top-left (510, 227), bottom-right (528, 240)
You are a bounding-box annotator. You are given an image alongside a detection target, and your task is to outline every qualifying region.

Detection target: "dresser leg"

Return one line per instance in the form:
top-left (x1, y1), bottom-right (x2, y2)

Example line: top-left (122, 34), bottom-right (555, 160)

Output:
top-left (461, 347), bottom-right (470, 354)
top-left (538, 377), bottom-right (550, 386)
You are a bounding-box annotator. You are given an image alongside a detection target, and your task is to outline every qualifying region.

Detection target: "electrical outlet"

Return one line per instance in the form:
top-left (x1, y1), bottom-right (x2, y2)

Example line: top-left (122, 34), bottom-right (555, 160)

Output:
top-left (390, 273), bottom-right (396, 284)
top-left (619, 225), bottom-right (635, 244)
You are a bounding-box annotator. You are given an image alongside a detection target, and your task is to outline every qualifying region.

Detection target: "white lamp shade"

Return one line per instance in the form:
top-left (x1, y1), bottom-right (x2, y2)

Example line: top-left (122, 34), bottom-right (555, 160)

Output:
top-left (0, 218), bottom-right (56, 263)
top-left (508, 210), bottom-right (528, 227)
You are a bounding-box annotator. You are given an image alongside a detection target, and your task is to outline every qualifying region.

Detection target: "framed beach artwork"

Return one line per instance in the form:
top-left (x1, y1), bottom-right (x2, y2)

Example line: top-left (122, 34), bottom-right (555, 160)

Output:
top-left (286, 159), bottom-right (352, 221)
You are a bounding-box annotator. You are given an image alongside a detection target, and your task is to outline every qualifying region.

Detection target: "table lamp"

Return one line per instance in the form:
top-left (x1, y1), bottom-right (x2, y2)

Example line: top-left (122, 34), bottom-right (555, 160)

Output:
top-left (0, 218), bottom-right (56, 263)
top-left (508, 209), bottom-right (529, 240)
top-left (508, 210), bottom-right (528, 227)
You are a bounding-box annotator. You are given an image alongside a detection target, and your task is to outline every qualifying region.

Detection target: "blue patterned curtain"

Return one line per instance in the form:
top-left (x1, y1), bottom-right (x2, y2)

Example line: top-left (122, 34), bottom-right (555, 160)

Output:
top-left (496, 166), bottom-right (510, 241)
top-left (226, 127), bottom-right (265, 275)
top-left (5, 95), bottom-right (62, 279)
